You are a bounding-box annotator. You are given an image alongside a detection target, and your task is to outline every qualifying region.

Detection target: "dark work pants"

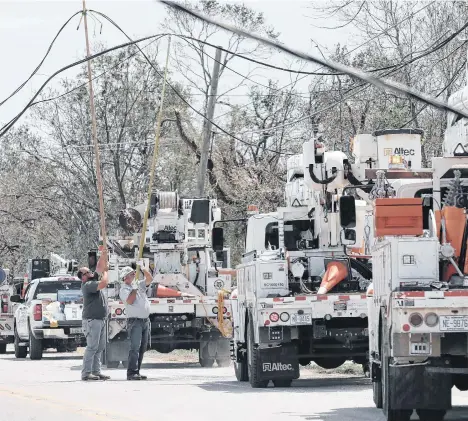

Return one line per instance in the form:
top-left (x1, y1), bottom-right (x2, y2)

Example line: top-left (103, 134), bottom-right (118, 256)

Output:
top-left (126, 317), bottom-right (150, 376)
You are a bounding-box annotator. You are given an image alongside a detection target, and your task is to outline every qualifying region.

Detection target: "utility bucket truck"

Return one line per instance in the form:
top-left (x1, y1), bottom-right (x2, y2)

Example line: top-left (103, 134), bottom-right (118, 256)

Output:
top-left (360, 122), bottom-right (468, 421)
top-left (223, 138), bottom-right (379, 388)
top-left (12, 253), bottom-right (83, 360)
top-left (104, 191), bottom-right (234, 368)
top-left (0, 267), bottom-right (22, 353)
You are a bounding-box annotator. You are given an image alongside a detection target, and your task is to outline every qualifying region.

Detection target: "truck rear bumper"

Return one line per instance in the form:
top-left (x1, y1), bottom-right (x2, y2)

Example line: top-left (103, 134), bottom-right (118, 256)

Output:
top-left (33, 328), bottom-right (84, 340)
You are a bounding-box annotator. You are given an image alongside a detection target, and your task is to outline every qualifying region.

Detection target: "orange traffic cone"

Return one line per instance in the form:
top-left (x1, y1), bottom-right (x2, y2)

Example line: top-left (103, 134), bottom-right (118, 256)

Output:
top-left (442, 207), bottom-right (465, 257)
top-left (156, 284), bottom-right (183, 297)
top-left (317, 261), bottom-right (348, 295)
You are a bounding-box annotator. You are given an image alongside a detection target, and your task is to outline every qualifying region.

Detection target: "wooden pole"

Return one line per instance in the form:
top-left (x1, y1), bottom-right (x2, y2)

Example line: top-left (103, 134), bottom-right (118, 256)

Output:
top-left (135, 36), bottom-right (172, 280)
top-left (82, 1), bottom-right (108, 258)
top-left (197, 47), bottom-right (221, 197)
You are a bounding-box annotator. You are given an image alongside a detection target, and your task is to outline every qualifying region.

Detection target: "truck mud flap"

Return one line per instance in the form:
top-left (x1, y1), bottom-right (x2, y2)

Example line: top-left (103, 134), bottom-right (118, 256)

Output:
top-left (257, 344), bottom-right (299, 381)
top-left (106, 335), bottom-right (130, 364)
top-left (389, 364), bottom-right (451, 410)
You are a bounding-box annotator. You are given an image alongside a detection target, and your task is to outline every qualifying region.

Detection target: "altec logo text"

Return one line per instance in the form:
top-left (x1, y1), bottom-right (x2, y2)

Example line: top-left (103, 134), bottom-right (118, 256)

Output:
top-left (384, 147), bottom-right (415, 156)
top-left (263, 362), bottom-right (293, 371)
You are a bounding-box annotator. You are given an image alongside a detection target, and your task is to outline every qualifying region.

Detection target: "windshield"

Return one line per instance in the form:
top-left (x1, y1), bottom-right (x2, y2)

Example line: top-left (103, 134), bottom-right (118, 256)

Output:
top-left (34, 281), bottom-right (82, 301)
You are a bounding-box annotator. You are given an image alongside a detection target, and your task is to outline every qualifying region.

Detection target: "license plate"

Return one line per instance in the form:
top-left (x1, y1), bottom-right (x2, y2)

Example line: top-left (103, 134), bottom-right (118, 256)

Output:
top-left (291, 313), bottom-right (312, 325)
top-left (70, 327), bottom-right (83, 334)
top-left (439, 316), bottom-right (468, 331)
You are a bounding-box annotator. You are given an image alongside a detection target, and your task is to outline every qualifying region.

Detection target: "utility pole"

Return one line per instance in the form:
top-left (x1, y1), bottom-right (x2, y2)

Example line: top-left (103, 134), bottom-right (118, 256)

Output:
top-left (81, 0), bottom-right (108, 256)
top-left (197, 47), bottom-right (222, 197)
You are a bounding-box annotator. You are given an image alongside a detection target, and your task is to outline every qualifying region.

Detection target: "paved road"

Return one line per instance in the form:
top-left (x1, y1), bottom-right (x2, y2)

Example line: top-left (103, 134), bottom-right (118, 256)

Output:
top-left (0, 346), bottom-right (466, 421)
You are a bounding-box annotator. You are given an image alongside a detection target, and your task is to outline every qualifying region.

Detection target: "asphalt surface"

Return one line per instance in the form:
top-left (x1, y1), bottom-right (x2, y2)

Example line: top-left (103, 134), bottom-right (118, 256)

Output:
top-left (0, 346), bottom-right (466, 421)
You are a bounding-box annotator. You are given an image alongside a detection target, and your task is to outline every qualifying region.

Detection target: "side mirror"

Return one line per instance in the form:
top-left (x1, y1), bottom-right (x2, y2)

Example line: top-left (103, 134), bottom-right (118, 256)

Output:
top-left (10, 294), bottom-right (23, 303)
top-left (339, 196), bottom-right (356, 228)
top-left (341, 228), bottom-right (356, 245)
top-left (212, 227), bottom-right (224, 251)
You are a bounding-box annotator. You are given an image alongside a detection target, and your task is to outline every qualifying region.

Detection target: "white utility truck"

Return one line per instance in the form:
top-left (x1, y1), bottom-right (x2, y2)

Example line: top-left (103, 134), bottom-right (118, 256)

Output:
top-left (11, 254), bottom-right (83, 360)
top-left (0, 267), bottom-right (19, 353)
top-left (362, 114), bottom-right (468, 421)
top-left (221, 134), bottom-right (392, 388)
top-left (103, 191), bottom-right (234, 368)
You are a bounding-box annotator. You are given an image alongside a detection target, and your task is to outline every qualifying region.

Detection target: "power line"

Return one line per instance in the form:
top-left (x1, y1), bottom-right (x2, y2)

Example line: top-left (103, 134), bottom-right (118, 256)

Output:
top-left (30, 37), bottom-right (162, 107)
top-left (0, 10), bottom-right (82, 108)
top-left (88, 10), bottom-right (458, 154)
top-left (85, 11), bottom-right (298, 156)
top-left (0, 32), bottom-right (170, 138)
top-left (2, 3), bottom-right (459, 156)
top-left (159, 0), bottom-right (468, 121)
top-left (213, 1), bottom-right (435, 120)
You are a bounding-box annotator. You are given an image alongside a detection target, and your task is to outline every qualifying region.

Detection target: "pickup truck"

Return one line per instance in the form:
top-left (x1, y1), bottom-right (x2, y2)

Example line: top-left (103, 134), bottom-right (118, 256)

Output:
top-left (11, 276), bottom-right (85, 360)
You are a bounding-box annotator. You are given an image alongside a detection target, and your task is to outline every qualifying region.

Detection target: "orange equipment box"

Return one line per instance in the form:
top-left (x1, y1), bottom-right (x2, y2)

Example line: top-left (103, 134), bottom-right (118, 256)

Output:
top-left (374, 198), bottom-right (423, 237)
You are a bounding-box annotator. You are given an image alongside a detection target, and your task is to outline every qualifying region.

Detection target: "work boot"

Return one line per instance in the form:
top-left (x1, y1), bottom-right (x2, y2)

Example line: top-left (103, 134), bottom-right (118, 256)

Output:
top-left (93, 373), bottom-right (111, 380)
top-left (127, 374), bottom-right (141, 380)
top-left (82, 374), bottom-right (100, 381)
top-left (138, 373), bottom-right (147, 380)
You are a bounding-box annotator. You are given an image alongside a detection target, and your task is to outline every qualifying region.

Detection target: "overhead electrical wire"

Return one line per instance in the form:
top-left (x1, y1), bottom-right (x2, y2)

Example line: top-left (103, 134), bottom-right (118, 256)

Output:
top-left (1, 3), bottom-right (463, 157)
top-left (0, 33), bottom-right (169, 137)
top-left (84, 11), bottom-right (297, 155)
top-left (0, 10), bottom-right (82, 108)
top-left (1, 1), bottom-right (434, 130)
top-left (30, 37), bottom-right (162, 107)
top-left (159, 0), bottom-right (468, 122)
top-left (85, 9), bottom-right (468, 151)
top-left (210, 0), bottom-right (435, 120)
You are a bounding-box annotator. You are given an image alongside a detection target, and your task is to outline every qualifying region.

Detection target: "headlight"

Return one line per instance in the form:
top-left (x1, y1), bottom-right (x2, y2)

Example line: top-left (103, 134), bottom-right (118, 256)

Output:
top-left (409, 313), bottom-right (423, 327)
top-left (425, 312), bottom-right (439, 327)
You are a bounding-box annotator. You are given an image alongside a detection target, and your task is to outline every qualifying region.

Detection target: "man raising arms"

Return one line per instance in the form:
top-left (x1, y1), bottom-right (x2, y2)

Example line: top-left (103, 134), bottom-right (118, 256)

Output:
top-left (119, 263), bottom-right (152, 380)
top-left (79, 251), bottom-right (111, 381)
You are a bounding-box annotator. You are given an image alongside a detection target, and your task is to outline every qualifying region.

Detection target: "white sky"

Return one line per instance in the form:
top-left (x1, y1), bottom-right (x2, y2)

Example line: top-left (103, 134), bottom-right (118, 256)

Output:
top-left (0, 0), bottom-right (355, 129)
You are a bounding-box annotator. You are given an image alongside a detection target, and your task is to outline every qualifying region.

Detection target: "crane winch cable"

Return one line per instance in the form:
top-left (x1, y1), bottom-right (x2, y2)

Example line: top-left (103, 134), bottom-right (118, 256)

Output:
top-left (134, 36), bottom-right (172, 281)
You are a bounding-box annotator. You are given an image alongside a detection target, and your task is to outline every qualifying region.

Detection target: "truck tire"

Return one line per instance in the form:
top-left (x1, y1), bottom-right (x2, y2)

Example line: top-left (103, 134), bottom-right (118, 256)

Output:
top-left (273, 379), bottom-right (292, 388)
top-left (453, 375), bottom-right (468, 391)
top-left (56, 344), bottom-right (67, 353)
top-left (199, 346), bottom-right (214, 367)
top-left (247, 319), bottom-right (268, 388)
top-left (0, 343), bottom-right (7, 354)
top-left (216, 358), bottom-right (231, 367)
top-left (382, 332), bottom-right (412, 421)
top-left (314, 358), bottom-right (346, 370)
top-left (416, 409), bottom-right (446, 421)
top-left (234, 359), bottom-right (248, 382)
top-left (29, 328), bottom-right (43, 360)
top-left (14, 328), bottom-right (27, 358)
top-left (199, 357), bottom-right (215, 367)
top-left (106, 361), bottom-right (119, 369)
top-left (373, 381), bottom-right (383, 409)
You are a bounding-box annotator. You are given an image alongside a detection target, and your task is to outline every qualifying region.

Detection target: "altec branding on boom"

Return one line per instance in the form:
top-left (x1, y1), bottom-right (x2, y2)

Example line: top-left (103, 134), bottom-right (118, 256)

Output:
top-left (384, 147), bottom-right (415, 156)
